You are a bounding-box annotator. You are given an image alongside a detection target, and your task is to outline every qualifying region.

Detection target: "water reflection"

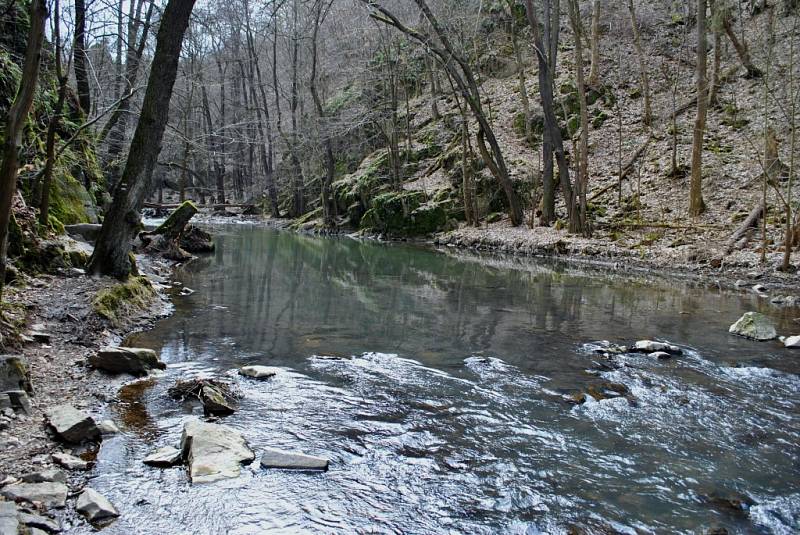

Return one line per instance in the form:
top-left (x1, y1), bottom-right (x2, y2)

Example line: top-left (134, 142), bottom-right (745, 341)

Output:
top-left (80, 226), bottom-right (800, 535)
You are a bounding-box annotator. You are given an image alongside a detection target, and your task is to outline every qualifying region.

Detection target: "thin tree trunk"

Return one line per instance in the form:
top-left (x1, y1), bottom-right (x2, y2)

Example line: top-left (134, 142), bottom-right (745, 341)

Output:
top-left (689, 0), bottom-right (708, 216)
top-left (0, 0), bottom-right (47, 302)
top-left (73, 0), bottom-right (91, 115)
top-left (627, 0), bottom-right (652, 126)
top-left (721, 12), bottom-right (762, 78)
top-left (89, 0), bottom-right (197, 278)
top-left (568, 0), bottom-right (590, 235)
top-left (587, 0), bottom-right (601, 87)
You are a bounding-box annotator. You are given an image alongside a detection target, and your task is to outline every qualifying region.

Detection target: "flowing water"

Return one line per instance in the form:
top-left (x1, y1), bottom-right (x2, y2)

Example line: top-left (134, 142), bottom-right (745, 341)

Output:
top-left (69, 225), bottom-right (800, 534)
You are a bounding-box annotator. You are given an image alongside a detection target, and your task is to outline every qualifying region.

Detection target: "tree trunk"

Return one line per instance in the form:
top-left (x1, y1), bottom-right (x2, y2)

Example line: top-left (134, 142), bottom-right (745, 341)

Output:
top-left (89, 0), bottom-right (197, 278)
top-left (721, 13), bottom-right (762, 78)
top-left (0, 0), bottom-right (47, 302)
top-left (568, 0), bottom-right (590, 234)
top-left (587, 0), bottom-right (601, 87)
top-left (689, 0), bottom-right (708, 216)
top-left (627, 0), bottom-right (652, 126)
top-left (73, 0), bottom-right (91, 115)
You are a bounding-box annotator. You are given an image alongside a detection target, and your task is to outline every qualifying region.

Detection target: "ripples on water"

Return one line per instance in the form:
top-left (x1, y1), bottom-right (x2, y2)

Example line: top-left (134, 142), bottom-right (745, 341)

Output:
top-left (67, 227), bottom-right (800, 534)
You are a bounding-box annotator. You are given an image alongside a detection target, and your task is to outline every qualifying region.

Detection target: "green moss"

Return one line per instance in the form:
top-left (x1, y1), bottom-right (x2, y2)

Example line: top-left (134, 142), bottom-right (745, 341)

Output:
top-left (92, 276), bottom-right (156, 326)
top-left (359, 190), bottom-right (447, 236)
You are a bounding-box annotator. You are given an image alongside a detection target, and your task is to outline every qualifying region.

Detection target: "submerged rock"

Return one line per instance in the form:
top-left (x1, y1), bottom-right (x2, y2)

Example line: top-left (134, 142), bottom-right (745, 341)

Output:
top-left (198, 384), bottom-right (235, 415)
top-left (728, 312), bottom-right (777, 341)
top-left (1, 482), bottom-right (68, 508)
top-left (180, 420), bottom-right (254, 483)
top-left (89, 347), bottom-right (166, 376)
top-left (784, 335), bottom-right (800, 349)
top-left (169, 379), bottom-right (237, 416)
top-left (239, 365), bottom-right (279, 380)
top-left (76, 488), bottom-right (119, 522)
top-left (143, 446), bottom-right (182, 467)
top-left (45, 405), bottom-right (100, 443)
top-left (649, 351), bottom-right (672, 360)
top-left (260, 448), bottom-right (330, 471)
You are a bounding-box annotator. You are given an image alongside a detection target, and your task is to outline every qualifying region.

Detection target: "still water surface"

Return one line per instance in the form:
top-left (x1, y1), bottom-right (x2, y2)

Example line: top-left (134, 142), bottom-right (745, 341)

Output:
top-left (72, 225), bottom-right (800, 534)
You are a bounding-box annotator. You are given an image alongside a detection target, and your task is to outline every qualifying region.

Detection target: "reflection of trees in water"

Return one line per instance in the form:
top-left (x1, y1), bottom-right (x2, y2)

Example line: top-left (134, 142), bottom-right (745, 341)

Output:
top-left (115, 378), bottom-right (158, 440)
top-left (151, 227), bottom-right (756, 370)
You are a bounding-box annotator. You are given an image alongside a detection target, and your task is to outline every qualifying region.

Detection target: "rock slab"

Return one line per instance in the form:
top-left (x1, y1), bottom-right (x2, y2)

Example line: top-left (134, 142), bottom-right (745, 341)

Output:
top-left (1, 482), bottom-right (68, 508)
top-left (45, 405), bottom-right (100, 443)
top-left (76, 488), bottom-right (119, 522)
top-left (260, 448), bottom-right (329, 471)
top-left (89, 347), bottom-right (166, 376)
top-left (239, 366), bottom-right (280, 379)
top-left (784, 335), bottom-right (800, 349)
top-left (632, 340), bottom-right (683, 355)
top-left (21, 468), bottom-right (67, 483)
top-left (180, 420), bottom-right (254, 484)
top-left (729, 312), bottom-right (778, 341)
top-left (143, 446), bottom-right (182, 468)
top-left (0, 501), bottom-right (19, 535)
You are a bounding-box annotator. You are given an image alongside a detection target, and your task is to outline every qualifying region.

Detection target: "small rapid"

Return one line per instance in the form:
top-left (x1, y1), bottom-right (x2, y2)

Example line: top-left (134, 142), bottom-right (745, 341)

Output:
top-left (65, 226), bottom-right (799, 534)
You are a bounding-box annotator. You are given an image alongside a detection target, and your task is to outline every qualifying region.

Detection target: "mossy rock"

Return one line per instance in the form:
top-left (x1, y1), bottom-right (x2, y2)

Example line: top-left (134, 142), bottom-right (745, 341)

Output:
top-left (92, 276), bottom-right (157, 327)
top-left (359, 190), bottom-right (447, 237)
top-left (592, 110), bottom-right (610, 129)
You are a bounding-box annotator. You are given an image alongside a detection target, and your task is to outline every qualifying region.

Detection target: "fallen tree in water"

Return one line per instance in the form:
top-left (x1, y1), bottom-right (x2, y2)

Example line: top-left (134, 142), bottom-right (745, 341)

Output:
top-left (139, 201), bottom-right (214, 259)
top-left (168, 378), bottom-right (239, 415)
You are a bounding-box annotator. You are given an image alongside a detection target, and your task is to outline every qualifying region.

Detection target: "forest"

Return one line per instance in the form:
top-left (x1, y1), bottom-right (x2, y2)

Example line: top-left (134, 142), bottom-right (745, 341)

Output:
top-left (0, 0), bottom-right (799, 534)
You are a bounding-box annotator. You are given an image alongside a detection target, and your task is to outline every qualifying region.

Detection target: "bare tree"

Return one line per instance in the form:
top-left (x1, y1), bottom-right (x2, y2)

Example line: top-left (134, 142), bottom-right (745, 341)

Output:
top-left (689, 0), bottom-right (708, 216)
top-left (627, 0), bottom-right (652, 126)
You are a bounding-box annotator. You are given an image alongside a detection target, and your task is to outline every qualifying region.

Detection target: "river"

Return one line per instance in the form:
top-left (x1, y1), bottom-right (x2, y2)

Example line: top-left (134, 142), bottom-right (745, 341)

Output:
top-left (68, 224), bottom-right (800, 534)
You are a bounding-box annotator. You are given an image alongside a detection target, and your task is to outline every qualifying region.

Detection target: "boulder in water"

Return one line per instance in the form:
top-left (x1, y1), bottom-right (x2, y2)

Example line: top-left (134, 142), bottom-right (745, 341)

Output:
top-left (632, 340), bottom-right (683, 355)
top-left (728, 312), bottom-right (777, 341)
top-left (89, 347), bottom-right (166, 376)
top-left (76, 488), bottom-right (119, 522)
top-left (260, 448), bottom-right (330, 471)
top-left (180, 420), bottom-right (254, 483)
top-left (239, 365), bottom-right (280, 380)
top-left (784, 335), bottom-right (800, 348)
top-left (45, 405), bottom-right (100, 443)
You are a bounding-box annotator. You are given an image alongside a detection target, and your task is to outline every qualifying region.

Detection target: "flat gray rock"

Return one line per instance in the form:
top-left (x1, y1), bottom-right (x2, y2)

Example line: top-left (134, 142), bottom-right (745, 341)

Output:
top-left (143, 446), bottom-right (182, 468)
top-left (52, 452), bottom-right (89, 470)
top-left (45, 405), bottom-right (100, 443)
top-left (260, 448), bottom-right (329, 471)
top-left (21, 468), bottom-right (67, 483)
top-left (1, 482), bottom-right (68, 508)
top-left (239, 366), bottom-right (280, 379)
top-left (729, 312), bottom-right (778, 341)
top-left (0, 501), bottom-right (19, 535)
top-left (784, 335), bottom-right (800, 348)
top-left (180, 420), bottom-right (254, 484)
top-left (19, 511), bottom-right (60, 533)
top-left (89, 347), bottom-right (165, 376)
top-left (76, 488), bottom-right (119, 522)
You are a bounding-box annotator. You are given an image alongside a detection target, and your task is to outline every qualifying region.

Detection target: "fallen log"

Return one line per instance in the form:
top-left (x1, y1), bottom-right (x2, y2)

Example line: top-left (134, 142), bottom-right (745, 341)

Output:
top-left (588, 136), bottom-right (652, 202)
top-left (144, 202), bottom-right (254, 210)
top-left (725, 201), bottom-right (765, 254)
top-left (139, 201), bottom-right (201, 260)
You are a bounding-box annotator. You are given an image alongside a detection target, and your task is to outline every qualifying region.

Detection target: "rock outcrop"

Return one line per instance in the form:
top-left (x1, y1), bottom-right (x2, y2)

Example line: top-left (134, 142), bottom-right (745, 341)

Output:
top-left (180, 420), bottom-right (254, 484)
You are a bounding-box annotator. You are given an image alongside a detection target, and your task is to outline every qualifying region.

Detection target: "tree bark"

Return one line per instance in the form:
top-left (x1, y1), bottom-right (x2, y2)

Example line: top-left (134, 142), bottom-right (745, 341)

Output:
top-left (89, 0), bottom-right (197, 278)
top-left (587, 0), bottom-right (601, 87)
top-left (0, 0), bottom-right (47, 302)
top-left (73, 0), bottom-right (91, 115)
top-left (689, 0), bottom-right (708, 216)
top-left (627, 0), bottom-right (652, 126)
top-left (310, 1), bottom-right (336, 227)
top-left (568, 0), bottom-right (590, 234)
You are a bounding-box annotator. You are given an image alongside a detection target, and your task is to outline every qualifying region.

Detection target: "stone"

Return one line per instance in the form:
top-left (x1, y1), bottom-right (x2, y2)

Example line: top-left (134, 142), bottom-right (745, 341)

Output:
top-left (752, 284), bottom-right (768, 294)
top-left (52, 452), bottom-right (89, 470)
top-left (19, 512), bottom-right (60, 533)
top-left (21, 469), bottom-right (67, 483)
top-left (650, 351), bottom-right (672, 360)
top-left (180, 420), bottom-right (254, 484)
top-left (199, 384), bottom-right (235, 416)
top-left (238, 366), bottom-right (280, 380)
top-left (728, 312), bottom-right (778, 341)
top-left (76, 488), bottom-right (119, 522)
top-left (89, 347), bottom-right (166, 376)
top-left (64, 223), bottom-right (102, 243)
top-left (97, 420), bottom-right (120, 435)
top-left (0, 501), bottom-right (19, 535)
top-left (5, 391), bottom-right (31, 413)
top-left (45, 405), bottom-right (100, 443)
top-left (632, 340), bottom-right (683, 355)
top-left (143, 446), bottom-right (182, 468)
top-left (785, 335), bottom-right (800, 349)
top-left (1, 482), bottom-right (68, 508)
top-left (260, 448), bottom-right (330, 471)
top-left (0, 355), bottom-right (33, 395)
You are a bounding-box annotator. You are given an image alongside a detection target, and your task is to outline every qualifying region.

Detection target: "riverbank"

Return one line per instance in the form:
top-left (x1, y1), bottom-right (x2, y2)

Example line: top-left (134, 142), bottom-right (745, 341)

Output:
top-left (0, 248), bottom-right (177, 530)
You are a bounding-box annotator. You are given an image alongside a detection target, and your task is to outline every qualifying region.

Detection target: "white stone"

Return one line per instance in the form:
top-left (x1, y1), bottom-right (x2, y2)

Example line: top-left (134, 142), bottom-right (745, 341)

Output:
top-left (260, 448), bottom-right (329, 471)
top-left (239, 365), bottom-right (280, 379)
top-left (633, 340), bottom-right (682, 355)
top-left (76, 488), bottom-right (119, 522)
top-left (180, 420), bottom-right (254, 484)
top-left (97, 419), bottom-right (120, 435)
top-left (143, 446), bottom-right (182, 467)
top-left (785, 335), bottom-right (800, 349)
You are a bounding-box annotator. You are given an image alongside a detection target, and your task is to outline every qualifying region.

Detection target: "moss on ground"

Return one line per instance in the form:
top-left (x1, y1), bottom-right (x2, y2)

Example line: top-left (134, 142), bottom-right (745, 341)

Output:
top-left (92, 276), bottom-right (157, 327)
